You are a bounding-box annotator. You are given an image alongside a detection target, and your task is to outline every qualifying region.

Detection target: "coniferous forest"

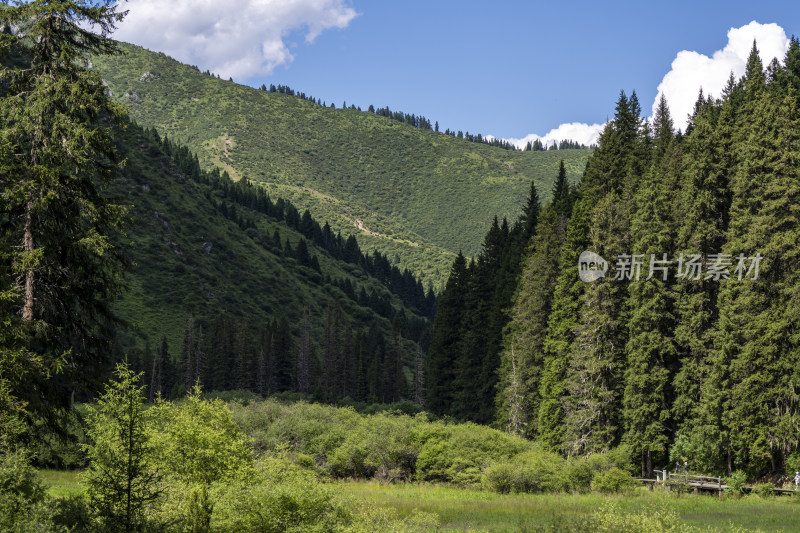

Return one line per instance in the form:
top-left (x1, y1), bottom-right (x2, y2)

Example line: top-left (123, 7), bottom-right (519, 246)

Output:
top-left (429, 40), bottom-right (800, 479)
top-left (4, 1), bottom-right (800, 532)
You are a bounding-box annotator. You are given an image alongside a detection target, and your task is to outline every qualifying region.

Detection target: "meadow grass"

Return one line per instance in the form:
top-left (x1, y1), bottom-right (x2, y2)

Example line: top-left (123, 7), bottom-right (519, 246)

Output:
top-left (40, 469), bottom-right (800, 531)
top-left (338, 481), bottom-right (800, 532)
top-left (39, 469), bottom-right (83, 498)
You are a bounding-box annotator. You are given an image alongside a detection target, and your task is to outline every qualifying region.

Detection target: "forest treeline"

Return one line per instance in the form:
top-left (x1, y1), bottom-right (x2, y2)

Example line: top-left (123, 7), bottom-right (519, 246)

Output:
top-left (427, 39), bottom-right (800, 479)
top-left (253, 81), bottom-right (589, 151)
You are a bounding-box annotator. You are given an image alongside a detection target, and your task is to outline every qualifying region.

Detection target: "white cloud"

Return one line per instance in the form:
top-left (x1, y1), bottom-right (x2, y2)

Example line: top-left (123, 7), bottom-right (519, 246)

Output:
top-left (654, 21), bottom-right (790, 132)
top-left (506, 22), bottom-right (790, 150)
top-left (505, 122), bottom-right (605, 150)
top-left (114, 0), bottom-right (358, 80)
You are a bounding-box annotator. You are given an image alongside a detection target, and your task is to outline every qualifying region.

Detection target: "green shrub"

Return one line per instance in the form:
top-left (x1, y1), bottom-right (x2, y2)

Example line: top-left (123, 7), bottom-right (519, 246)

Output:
top-left (725, 470), bottom-right (748, 496)
top-left (0, 449), bottom-right (48, 531)
top-left (483, 462), bottom-right (516, 493)
top-left (212, 456), bottom-right (345, 531)
top-left (203, 389), bottom-right (261, 405)
top-left (29, 408), bottom-right (88, 469)
top-left (483, 448), bottom-right (566, 494)
top-left (415, 422), bottom-right (529, 485)
top-left (785, 452), bottom-right (800, 477)
top-left (753, 482), bottom-right (775, 498)
top-left (564, 457), bottom-right (594, 493)
top-left (149, 387), bottom-right (254, 485)
top-left (590, 467), bottom-right (636, 494)
top-left (590, 502), bottom-right (689, 533)
top-left (51, 494), bottom-right (92, 531)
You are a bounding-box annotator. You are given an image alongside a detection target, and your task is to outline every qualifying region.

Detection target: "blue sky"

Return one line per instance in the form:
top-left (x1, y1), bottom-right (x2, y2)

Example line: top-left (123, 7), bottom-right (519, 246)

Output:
top-left (115, 0), bottom-right (800, 144)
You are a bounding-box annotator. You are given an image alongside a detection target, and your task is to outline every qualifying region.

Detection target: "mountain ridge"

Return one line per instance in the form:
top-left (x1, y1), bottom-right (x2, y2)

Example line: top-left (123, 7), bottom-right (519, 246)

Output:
top-left (93, 42), bottom-right (591, 287)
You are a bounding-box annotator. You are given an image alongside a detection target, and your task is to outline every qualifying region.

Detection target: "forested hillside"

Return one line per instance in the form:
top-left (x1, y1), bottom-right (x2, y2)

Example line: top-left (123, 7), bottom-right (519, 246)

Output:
top-left (111, 121), bottom-right (433, 403)
top-left (428, 40), bottom-right (800, 479)
top-left (92, 43), bottom-right (591, 287)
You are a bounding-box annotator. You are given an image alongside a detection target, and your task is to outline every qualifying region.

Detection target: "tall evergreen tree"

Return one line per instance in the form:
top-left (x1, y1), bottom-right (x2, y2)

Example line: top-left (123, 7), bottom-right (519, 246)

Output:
top-left (426, 252), bottom-right (468, 415)
top-left (496, 203), bottom-right (563, 437)
top-left (562, 193), bottom-right (629, 456)
top-left (623, 108), bottom-right (677, 475)
top-left (0, 0), bottom-right (129, 406)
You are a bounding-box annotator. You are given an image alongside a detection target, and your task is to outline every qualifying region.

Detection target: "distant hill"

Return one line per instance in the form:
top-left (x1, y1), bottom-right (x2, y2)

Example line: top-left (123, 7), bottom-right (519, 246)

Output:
top-left (93, 43), bottom-right (591, 287)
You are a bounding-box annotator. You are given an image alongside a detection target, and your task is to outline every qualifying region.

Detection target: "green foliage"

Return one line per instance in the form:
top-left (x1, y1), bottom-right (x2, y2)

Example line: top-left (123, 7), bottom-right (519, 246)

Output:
top-left (82, 363), bottom-right (161, 532)
top-left (753, 482), bottom-right (776, 498)
top-left (0, 449), bottom-right (47, 531)
top-left (589, 502), bottom-right (690, 533)
top-left (590, 467), bottom-right (636, 494)
top-left (92, 43), bottom-right (590, 287)
top-left (725, 471), bottom-right (749, 496)
top-left (210, 456), bottom-right (341, 532)
top-left (0, 0), bottom-right (129, 395)
top-left (483, 447), bottom-right (567, 494)
top-left (148, 386), bottom-right (254, 485)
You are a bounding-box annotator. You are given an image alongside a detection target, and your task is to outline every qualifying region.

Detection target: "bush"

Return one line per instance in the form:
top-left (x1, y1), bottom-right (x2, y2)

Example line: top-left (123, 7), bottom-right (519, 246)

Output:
top-left (724, 470), bottom-right (748, 496)
top-left (483, 447), bottom-right (566, 494)
top-left (564, 457), bottom-right (594, 493)
top-left (590, 502), bottom-right (689, 533)
top-left (149, 387), bottom-right (254, 485)
top-left (590, 467), bottom-right (636, 494)
top-left (211, 455), bottom-right (438, 532)
top-left (415, 422), bottom-right (529, 485)
top-left (29, 408), bottom-right (88, 469)
top-left (51, 494), bottom-right (93, 531)
top-left (753, 482), bottom-right (775, 498)
top-left (0, 449), bottom-right (48, 531)
top-left (483, 462), bottom-right (516, 494)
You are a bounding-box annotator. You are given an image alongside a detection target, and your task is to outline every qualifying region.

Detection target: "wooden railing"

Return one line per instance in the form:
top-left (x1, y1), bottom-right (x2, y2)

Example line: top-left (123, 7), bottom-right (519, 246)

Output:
top-left (646, 470), bottom-right (797, 496)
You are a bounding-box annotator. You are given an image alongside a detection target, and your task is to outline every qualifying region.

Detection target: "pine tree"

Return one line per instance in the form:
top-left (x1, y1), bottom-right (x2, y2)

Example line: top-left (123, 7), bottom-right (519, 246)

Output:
top-left (711, 54), bottom-right (800, 474)
top-left (562, 193), bottom-right (629, 456)
top-left (0, 0), bottom-right (128, 401)
top-left (622, 113), bottom-right (677, 475)
top-left (181, 317), bottom-right (195, 390)
top-left (297, 310), bottom-right (313, 395)
top-left (496, 204), bottom-right (563, 437)
top-left (671, 89), bottom-right (730, 456)
top-left (83, 363), bottom-right (161, 532)
top-left (426, 252), bottom-right (468, 415)
top-left (413, 344), bottom-right (425, 406)
top-left (537, 197), bottom-right (591, 449)
top-left (323, 303), bottom-right (342, 401)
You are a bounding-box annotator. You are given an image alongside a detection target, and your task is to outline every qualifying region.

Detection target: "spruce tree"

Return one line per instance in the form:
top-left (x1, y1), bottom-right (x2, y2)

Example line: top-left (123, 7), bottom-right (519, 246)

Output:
top-left (496, 203), bottom-right (563, 436)
top-left (426, 252), bottom-right (468, 415)
top-left (0, 0), bottom-right (128, 403)
top-left (623, 128), bottom-right (677, 476)
top-left (83, 364), bottom-right (161, 532)
top-left (562, 193), bottom-right (629, 456)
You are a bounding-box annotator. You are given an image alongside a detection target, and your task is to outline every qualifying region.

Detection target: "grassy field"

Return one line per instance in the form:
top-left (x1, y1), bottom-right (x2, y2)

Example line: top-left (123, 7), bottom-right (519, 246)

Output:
top-left (39, 469), bottom-right (83, 499)
top-left (39, 470), bottom-right (800, 532)
top-left (339, 481), bottom-right (800, 532)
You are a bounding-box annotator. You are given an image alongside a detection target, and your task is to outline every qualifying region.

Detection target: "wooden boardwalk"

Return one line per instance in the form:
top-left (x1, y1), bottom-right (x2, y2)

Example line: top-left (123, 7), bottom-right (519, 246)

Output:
top-left (638, 471), bottom-right (797, 497)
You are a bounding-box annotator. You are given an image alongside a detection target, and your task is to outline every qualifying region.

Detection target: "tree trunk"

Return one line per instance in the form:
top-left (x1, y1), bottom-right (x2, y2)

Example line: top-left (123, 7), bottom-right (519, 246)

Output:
top-left (647, 449), bottom-right (653, 479)
top-left (641, 449), bottom-right (646, 478)
top-left (22, 200), bottom-right (35, 321)
top-left (727, 448), bottom-right (732, 475)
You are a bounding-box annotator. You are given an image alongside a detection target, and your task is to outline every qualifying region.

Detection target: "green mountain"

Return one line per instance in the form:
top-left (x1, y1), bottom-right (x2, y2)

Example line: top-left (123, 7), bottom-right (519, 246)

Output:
top-left (110, 120), bottom-right (430, 400)
top-left (93, 43), bottom-right (591, 287)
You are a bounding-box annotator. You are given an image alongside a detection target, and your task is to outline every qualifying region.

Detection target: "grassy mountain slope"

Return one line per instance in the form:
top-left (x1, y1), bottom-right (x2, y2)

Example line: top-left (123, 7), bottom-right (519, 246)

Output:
top-left (111, 122), bottom-right (427, 363)
top-left (94, 43), bottom-right (591, 287)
